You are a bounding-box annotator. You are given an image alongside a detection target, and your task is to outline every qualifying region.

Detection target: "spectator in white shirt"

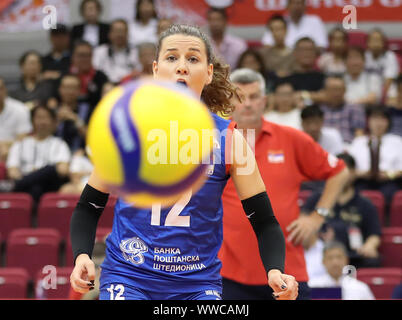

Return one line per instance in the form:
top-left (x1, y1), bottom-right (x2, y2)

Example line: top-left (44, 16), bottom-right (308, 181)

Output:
top-left (344, 46), bottom-right (382, 106)
top-left (308, 241), bottom-right (375, 300)
top-left (317, 27), bottom-right (348, 76)
top-left (304, 225), bottom-right (336, 281)
top-left (301, 105), bottom-right (345, 156)
top-left (71, 0), bottom-right (110, 48)
top-left (365, 29), bottom-right (400, 102)
top-left (207, 6), bottom-right (248, 70)
top-left (5, 105), bottom-right (71, 201)
top-left (93, 19), bottom-right (139, 83)
top-left (261, 0), bottom-right (328, 50)
top-left (0, 77), bottom-right (32, 162)
top-left (60, 149), bottom-right (93, 194)
top-left (129, 0), bottom-right (159, 48)
top-left (347, 105), bottom-right (402, 205)
top-left (264, 81), bottom-right (301, 130)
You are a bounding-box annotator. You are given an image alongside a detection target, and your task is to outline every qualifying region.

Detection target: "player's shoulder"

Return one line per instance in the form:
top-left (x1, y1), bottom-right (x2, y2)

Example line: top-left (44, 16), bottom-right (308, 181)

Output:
top-left (211, 112), bottom-right (233, 130)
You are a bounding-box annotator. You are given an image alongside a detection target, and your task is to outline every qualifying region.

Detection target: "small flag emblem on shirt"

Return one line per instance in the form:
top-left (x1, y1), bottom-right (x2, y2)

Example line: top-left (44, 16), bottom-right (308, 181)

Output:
top-left (268, 151), bottom-right (285, 163)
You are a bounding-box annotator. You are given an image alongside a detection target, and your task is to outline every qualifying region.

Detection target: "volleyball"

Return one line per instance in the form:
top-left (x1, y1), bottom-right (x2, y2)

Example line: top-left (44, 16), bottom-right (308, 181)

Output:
top-left (86, 80), bottom-right (215, 208)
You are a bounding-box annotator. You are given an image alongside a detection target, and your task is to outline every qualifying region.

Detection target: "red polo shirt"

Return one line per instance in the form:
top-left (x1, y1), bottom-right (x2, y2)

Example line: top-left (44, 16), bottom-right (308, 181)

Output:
top-left (219, 119), bottom-right (345, 284)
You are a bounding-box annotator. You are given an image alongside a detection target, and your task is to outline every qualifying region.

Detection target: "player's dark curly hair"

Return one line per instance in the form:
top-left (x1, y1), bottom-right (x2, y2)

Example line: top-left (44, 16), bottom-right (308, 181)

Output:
top-left (155, 24), bottom-right (239, 116)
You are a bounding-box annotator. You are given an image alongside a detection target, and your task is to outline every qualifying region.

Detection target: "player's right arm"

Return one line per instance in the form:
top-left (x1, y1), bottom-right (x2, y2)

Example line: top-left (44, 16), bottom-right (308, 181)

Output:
top-left (70, 171), bottom-right (109, 293)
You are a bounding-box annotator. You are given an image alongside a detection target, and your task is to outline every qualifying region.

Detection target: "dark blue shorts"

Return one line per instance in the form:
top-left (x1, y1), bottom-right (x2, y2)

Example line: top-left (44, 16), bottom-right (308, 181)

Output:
top-left (99, 283), bottom-right (222, 300)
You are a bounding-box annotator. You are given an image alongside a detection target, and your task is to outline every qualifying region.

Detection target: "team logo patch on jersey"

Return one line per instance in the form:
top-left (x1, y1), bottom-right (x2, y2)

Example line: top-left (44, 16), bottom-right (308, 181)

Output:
top-left (267, 150), bottom-right (285, 163)
top-left (120, 237), bottom-right (148, 266)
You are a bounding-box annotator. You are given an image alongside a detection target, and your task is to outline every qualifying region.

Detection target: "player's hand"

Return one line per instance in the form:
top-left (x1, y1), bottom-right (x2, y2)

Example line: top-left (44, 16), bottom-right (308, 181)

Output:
top-left (268, 269), bottom-right (298, 300)
top-left (286, 213), bottom-right (324, 246)
top-left (70, 254), bottom-right (96, 293)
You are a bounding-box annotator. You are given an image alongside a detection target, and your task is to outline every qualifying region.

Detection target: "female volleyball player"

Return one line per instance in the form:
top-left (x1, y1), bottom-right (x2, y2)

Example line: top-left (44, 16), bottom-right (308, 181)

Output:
top-left (70, 24), bottom-right (298, 300)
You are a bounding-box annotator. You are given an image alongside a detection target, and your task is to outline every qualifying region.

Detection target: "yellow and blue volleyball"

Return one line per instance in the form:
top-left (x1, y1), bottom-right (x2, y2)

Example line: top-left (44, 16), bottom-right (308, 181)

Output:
top-left (86, 79), bottom-right (215, 208)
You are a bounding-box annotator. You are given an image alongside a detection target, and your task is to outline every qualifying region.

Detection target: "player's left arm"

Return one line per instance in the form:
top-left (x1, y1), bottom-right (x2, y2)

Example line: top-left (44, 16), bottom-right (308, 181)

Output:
top-left (229, 129), bottom-right (298, 300)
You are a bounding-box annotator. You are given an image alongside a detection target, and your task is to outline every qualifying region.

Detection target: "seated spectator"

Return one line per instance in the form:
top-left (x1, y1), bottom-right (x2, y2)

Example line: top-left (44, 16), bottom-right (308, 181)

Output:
top-left (71, 0), bottom-right (110, 48)
top-left (282, 38), bottom-right (325, 105)
top-left (70, 41), bottom-right (109, 115)
top-left (207, 6), bottom-right (247, 70)
top-left (93, 19), bottom-right (139, 83)
top-left (308, 241), bottom-right (375, 300)
top-left (317, 27), bottom-right (348, 76)
top-left (388, 74), bottom-right (402, 136)
top-left (264, 81), bottom-right (301, 130)
top-left (344, 46), bottom-right (382, 106)
top-left (303, 153), bottom-right (382, 269)
top-left (319, 76), bottom-right (366, 144)
top-left (10, 51), bottom-right (54, 109)
top-left (157, 17), bottom-right (173, 36)
top-left (304, 224), bottom-right (336, 281)
top-left (258, 15), bottom-right (294, 78)
top-left (121, 42), bottom-right (156, 83)
top-left (235, 49), bottom-right (270, 91)
top-left (129, 0), bottom-right (159, 48)
top-left (365, 29), bottom-right (400, 102)
top-left (60, 149), bottom-right (93, 194)
top-left (347, 106), bottom-right (402, 205)
top-left (301, 105), bottom-right (344, 156)
top-left (261, 0), bottom-right (327, 50)
top-left (54, 74), bottom-right (89, 152)
top-left (0, 77), bottom-right (32, 162)
top-left (5, 105), bottom-right (70, 201)
top-left (42, 24), bottom-right (71, 81)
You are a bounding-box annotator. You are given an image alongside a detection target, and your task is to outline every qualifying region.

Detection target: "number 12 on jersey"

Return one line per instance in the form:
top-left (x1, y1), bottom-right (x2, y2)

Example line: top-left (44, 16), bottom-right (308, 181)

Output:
top-left (150, 190), bottom-right (192, 227)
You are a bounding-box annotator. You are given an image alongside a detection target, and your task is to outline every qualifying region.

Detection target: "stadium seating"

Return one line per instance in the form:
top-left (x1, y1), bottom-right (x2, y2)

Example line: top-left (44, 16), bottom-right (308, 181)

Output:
top-left (360, 190), bottom-right (385, 226)
top-left (97, 195), bottom-right (117, 229)
top-left (35, 267), bottom-right (73, 299)
top-left (0, 162), bottom-right (6, 180)
top-left (390, 191), bottom-right (402, 227)
top-left (388, 38), bottom-right (402, 55)
top-left (6, 228), bottom-right (61, 280)
top-left (379, 227), bottom-right (402, 268)
top-left (357, 268), bottom-right (402, 299)
top-left (37, 193), bottom-right (80, 240)
top-left (0, 268), bottom-right (30, 299)
top-left (0, 193), bottom-right (33, 239)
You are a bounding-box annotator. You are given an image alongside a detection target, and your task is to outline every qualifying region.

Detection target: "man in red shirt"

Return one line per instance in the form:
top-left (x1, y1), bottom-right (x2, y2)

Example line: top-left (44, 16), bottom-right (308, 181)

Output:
top-left (219, 68), bottom-right (349, 299)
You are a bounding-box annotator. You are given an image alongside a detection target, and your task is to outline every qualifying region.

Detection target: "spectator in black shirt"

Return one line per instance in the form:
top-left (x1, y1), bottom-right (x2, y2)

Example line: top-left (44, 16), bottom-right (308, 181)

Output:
top-left (71, 0), bottom-right (110, 48)
top-left (302, 153), bottom-right (382, 269)
top-left (69, 41), bottom-right (109, 115)
top-left (55, 74), bottom-right (89, 152)
top-left (388, 74), bottom-right (402, 137)
top-left (282, 37), bottom-right (326, 106)
top-left (10, 51), bottom-right (54, 109)
top-left (42, 24), bottom-right (71, 80)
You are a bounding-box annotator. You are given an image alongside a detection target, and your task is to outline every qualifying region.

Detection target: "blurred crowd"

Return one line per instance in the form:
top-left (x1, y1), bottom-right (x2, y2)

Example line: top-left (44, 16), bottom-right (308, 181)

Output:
top-left (0, 0), bottom-right (401, 299)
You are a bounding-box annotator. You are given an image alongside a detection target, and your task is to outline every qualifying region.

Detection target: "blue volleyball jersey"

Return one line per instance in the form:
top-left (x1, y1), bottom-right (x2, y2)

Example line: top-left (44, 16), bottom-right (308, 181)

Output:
top-left (100, 113), bottom-right (235, 293)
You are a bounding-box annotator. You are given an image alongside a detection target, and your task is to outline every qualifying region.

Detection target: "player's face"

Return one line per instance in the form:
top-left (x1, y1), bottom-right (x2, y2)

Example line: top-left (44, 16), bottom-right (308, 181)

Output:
top-left (232, 81), bottom-right (266, 125)
top-left (153, 35), bottom-right (213, 98)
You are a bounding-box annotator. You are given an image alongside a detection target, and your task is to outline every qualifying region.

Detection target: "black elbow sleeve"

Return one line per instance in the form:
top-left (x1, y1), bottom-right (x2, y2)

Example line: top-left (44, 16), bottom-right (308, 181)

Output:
top-left (241, 192), bottom-right (285, 274)
top-left (70, 184), bottom-right (109, 264)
